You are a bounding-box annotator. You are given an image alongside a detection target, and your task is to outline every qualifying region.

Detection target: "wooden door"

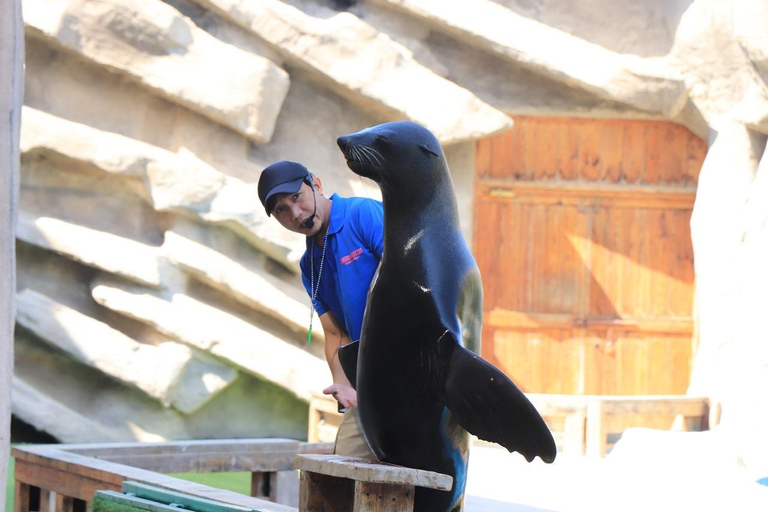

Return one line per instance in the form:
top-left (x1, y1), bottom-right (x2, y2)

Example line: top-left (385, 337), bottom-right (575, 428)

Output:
top-left (474, 117), bottom-right (707, 396)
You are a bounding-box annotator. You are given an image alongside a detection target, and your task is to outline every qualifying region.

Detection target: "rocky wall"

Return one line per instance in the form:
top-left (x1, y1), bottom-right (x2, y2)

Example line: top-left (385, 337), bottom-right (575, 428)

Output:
top-left (11, 0), bottom-right (768, 476)
top-left (14, 0), bottom-right (508, 442)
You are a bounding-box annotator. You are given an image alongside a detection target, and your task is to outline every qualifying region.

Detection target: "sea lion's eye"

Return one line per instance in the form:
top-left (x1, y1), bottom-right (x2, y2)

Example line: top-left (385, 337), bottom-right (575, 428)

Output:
top-left (420, 144), bottom-right (439, 157)
top-left (375, 134), bottom-right (392, 143)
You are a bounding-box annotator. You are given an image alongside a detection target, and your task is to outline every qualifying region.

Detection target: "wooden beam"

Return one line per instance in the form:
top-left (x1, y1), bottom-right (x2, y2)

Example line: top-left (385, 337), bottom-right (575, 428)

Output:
top-left (294, 455), bottom-right (452, 492)
top-left (61, 439), bottom-right (301, 473)
top-left (486, 308), bottom-right (693, 334)
top-left (12, 445), bottom-right (296, 511)
top-left (477, 180), bottom-right (696, 210)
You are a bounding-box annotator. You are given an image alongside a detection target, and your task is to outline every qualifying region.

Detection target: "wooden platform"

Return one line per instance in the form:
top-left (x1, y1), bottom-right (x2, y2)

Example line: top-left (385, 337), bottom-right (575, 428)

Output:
top-left (295, 455), bottom-right (452, 511)
top-left (12, 441), bottom-right (454, 512)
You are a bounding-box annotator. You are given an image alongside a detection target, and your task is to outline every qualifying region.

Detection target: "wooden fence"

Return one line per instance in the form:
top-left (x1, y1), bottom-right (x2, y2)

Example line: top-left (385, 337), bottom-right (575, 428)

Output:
top-left (12, 439), bottom-right (333, 512)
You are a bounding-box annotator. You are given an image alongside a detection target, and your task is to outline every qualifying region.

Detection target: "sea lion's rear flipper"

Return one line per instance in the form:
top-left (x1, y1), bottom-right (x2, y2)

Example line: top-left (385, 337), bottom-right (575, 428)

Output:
top-left (441, 345), bottom-right (557, 463)
top-left (338, 340), bottom-right (359, 389)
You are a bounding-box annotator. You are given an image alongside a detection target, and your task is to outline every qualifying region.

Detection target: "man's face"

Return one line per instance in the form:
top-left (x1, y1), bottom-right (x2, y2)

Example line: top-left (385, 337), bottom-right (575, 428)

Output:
top-left (271, 182), bottom-right (322, 236)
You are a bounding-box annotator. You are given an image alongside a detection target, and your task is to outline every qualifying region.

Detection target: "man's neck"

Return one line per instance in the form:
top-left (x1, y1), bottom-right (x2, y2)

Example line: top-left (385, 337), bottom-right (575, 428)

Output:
top-left (314, 199), bottom-right (332, 248)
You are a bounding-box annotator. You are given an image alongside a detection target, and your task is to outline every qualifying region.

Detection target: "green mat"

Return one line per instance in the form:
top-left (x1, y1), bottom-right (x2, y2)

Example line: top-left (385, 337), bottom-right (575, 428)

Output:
top-left (4, 459), bottom-right (251, 511)
top-left (92, 482), bottom-right (254, 512)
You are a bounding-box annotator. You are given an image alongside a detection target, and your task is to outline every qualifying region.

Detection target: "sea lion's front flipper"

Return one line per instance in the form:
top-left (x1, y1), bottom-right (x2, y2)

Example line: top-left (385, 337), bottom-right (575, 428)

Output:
top-left (441, 345), bottom-right (557, 463)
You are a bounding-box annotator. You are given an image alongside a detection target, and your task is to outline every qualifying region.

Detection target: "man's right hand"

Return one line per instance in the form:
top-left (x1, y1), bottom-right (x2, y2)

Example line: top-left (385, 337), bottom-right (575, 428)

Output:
top-left (323, 383), bottom-right (358, 409)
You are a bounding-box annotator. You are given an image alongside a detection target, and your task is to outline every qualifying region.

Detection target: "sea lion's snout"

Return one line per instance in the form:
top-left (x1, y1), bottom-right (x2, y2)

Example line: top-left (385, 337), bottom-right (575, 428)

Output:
top-left (336, 135), bottom-right (351, 153)
top-left (336, 132), bottom-right (384, 181)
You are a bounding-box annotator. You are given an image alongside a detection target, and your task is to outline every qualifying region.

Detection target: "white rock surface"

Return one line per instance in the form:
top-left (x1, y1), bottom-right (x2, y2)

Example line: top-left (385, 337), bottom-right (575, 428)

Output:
top-left (14, 327), bottom-right (309, 442)
top-left (12, 377), bottom-right (123, 442)
top-left (162, 230), bottom-right (323, 341)
top-left (368, 0), bottom-right (688, 118)
top-left (192, 0), bottom-right (513, 145)
top-left (22, 0), bottom-right (290, 142)
top-left (733, 0), bottom-right (768, 78)
top-left (673, 0), bottom-right (768, 133)
top-left (16, 213), bottom-right (164, 288)
top-left (20, 107), bottom-right (305, 268)
top-left (690, 126), bottom-right (768, 471)
top-left (91, 277), bottom-right (328, 401)
top-left (15, 288), bottom-right (237, 413)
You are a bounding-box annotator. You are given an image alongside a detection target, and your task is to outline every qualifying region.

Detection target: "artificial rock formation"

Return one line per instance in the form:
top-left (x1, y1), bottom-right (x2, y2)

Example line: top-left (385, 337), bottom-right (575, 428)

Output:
top-left (368, 0), bottom-right (689, 118)
top-left (192, 0), bottom-right (513, 144)
top-left (11, 0), bottom-right (768, 480)
top-left (21, 107), bottom-right (302, 267)
top-left (16, 289), bottom-right (237, 413)
top-left (24, 0), bottom-right (289, 143)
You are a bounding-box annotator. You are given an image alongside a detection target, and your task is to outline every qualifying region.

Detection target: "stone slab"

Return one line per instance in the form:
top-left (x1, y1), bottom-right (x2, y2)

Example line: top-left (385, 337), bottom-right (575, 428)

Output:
top-left (162, 230), bottom-right (322, 341)
top-left (193, 0), bottom-right (512, 144)
top-left (91, 277), bottom-right (328, 401)
top-left (23, 0), bottom-right (289, 142)
top-left (21, 106), bottom-right (304, 268)
top-left (16, 288), bottom-right (237, 413)
top-left (369, 0), bottom-right (688, 117)
top-left (17, 212), bottom-right (164, 288)
top-left (12, 376), bottom-right (123, 442)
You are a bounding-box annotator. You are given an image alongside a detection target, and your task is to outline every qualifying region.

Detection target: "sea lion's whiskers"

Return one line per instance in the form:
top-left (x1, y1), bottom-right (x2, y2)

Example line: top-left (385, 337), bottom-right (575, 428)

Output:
top-left (356, 146), bottom-right (375, 166)
top-left (350, 146), bottom-right (362, 163)
top-left (357, 175), bottom-right (378, 195)
top-left (359, 145), bottom-right (384, 167)
top-left (367, 146), bottom-right (386, 165)
top-left (356, 145), bottom-right (375, 167)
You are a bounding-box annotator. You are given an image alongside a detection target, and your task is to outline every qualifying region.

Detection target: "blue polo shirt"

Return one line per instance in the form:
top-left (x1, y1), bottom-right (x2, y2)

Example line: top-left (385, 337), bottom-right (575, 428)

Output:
top-left (300, 194), bottom-right (384, 342)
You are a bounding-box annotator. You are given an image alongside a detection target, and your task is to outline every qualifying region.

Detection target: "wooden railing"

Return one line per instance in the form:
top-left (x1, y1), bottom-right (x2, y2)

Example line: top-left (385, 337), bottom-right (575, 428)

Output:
top-left (12, 438), bottom-right (333, 512)
top-left (309, 393), bottom-right (712, 458)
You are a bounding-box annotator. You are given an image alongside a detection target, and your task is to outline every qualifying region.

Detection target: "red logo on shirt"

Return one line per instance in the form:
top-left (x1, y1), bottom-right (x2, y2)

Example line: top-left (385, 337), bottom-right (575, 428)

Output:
top-left (340, 248), bottom-right (363, 265)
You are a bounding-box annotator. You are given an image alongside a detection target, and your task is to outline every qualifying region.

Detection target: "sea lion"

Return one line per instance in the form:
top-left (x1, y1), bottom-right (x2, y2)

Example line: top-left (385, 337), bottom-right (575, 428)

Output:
top-left (336, 121), bottom-right (556, 512)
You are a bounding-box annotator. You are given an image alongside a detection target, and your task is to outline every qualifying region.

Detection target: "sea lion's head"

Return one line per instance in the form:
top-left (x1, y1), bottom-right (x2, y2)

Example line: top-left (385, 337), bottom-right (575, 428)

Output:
top-left (337, 121), bottom-right (448, 194)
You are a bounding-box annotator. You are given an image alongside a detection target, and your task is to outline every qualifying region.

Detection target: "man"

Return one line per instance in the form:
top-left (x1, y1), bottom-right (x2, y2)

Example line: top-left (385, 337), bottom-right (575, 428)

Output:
top-left (258, 160), bottom-right (382, 458)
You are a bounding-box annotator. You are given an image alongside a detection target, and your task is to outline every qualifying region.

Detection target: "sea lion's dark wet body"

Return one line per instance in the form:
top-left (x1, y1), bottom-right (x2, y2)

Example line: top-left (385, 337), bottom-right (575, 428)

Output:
top-left (337, 121), bottom-right (556, 512)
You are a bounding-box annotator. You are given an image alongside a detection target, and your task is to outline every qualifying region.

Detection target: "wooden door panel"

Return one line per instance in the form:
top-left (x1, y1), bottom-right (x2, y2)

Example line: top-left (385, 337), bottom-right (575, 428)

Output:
top-left (492, 202), bottom-right (587, 315)
top-left (474, 117), bottom-right (706, 396)
top-left (589, 207), bottom-right (695, 318)
top-left (490, 328), bottom-right (584, 395)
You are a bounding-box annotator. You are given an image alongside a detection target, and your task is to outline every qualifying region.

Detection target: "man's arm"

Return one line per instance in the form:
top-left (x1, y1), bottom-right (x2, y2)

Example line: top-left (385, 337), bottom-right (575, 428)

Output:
top-left (320, 311), bottom-right (358, 409)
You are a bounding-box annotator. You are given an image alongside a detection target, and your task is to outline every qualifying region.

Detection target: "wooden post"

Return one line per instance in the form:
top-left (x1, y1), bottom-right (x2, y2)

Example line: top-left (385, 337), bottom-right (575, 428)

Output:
top-left (586, 399), bottom-right (606, 458)
top-left (563, 411), bottom-right (587, 456)
top-left (14, 480), bottom-right (30, 512)
top-left (353, 481), bottom-right (414, 512)
top-left (251, 471), bottom-right (277, 501)
top-left (54, 493), bottom-right (74, 512)
top-left (39, 489), bottom-right (52, 512)
top-left (295, 454), bottom-right (451, 512)
top-left (299, 470), bottom-right (354, 511)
